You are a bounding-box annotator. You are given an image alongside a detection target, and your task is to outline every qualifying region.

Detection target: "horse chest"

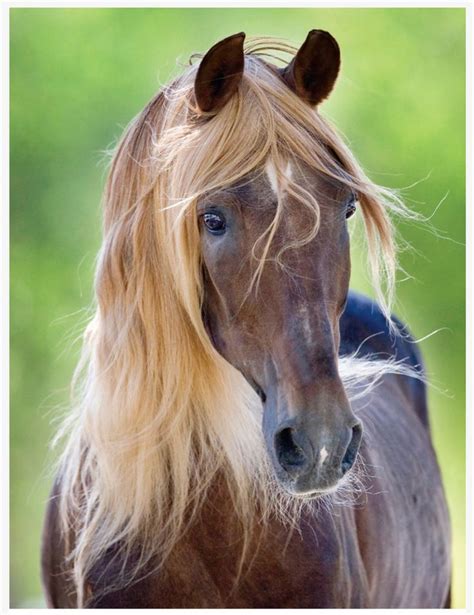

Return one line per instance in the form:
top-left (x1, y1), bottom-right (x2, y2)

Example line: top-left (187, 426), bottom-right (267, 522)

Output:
top-left (116, 505), bottom-right (369, 608)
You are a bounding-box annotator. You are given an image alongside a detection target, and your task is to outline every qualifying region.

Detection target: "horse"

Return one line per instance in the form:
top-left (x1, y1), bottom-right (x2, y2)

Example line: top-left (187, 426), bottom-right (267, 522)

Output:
top-left (41, 31), bottom-right (451, 608)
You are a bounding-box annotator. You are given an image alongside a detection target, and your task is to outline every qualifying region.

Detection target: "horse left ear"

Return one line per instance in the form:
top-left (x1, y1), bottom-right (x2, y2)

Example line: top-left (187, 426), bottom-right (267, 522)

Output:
top-left (280, 30), bottom-right (341, 106)
top-left (195, 32), bottom-right (246, 114)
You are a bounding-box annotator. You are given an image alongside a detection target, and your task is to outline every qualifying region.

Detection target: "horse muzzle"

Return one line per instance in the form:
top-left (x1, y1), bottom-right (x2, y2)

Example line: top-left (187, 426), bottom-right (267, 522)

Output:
top-left (267, 413), bottom-right (363, 495)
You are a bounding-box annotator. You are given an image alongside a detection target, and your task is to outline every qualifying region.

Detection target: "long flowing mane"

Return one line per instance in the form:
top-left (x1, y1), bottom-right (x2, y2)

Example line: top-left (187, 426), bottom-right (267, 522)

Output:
top-left (55, 38), bottom-right (417, 605)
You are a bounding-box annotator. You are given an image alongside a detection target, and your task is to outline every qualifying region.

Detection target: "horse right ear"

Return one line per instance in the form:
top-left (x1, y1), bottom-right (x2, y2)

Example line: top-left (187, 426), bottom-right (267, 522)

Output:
top-left (194, 32), bottom-right (246, 114)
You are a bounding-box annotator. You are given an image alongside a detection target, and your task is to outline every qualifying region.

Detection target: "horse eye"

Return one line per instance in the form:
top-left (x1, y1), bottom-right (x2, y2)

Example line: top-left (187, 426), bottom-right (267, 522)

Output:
top-left (346, 194), bottom-right (357, 219)
top-left (202, 211), bottom-right (227, 235)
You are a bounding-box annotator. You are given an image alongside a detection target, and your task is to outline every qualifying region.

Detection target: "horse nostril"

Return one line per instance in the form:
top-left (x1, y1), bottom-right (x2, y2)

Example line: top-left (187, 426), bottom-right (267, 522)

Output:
top-left (275, 427), bottom-right (308, 475)
top-left (341, 422), bottom-right (363, 475)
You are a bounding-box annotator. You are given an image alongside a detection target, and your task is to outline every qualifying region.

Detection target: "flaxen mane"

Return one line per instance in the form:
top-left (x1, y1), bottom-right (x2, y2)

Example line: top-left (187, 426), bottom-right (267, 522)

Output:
top-left (54, 37), bottom-right (419, 605)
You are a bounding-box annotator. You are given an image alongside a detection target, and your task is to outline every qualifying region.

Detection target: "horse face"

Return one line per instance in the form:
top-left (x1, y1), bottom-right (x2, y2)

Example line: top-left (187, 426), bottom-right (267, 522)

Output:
top-left (199, 160), bottom-right (362, 496)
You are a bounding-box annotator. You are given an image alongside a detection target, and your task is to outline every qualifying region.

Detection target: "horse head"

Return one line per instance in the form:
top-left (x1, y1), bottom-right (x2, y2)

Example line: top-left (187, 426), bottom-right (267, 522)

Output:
top-left (196, 31), bottom-right (362, 495)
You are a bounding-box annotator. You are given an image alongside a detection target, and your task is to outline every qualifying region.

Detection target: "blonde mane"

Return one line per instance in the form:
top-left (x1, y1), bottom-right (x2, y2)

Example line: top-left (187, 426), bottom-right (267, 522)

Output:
top-left (55, 38), bottom-right (416, 605)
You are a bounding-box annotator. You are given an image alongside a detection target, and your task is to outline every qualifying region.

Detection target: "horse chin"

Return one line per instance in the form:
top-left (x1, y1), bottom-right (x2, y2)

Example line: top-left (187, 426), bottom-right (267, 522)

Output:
top-left (276, 472), bottom-right (345, 499)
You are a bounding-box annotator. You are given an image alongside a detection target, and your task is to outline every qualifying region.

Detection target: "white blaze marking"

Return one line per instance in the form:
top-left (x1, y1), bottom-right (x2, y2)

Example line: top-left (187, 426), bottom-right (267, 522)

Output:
top-left (265, 159), bottom-right (293, 197)
top-left (265, 160), bottom-right (278, 195)
top-left (320, 446), bottom-right (329, 465)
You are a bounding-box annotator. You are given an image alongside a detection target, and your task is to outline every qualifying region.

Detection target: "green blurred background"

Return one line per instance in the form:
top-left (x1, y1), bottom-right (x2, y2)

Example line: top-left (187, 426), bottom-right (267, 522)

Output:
top-left (10, 8), bottom-right (465, 608)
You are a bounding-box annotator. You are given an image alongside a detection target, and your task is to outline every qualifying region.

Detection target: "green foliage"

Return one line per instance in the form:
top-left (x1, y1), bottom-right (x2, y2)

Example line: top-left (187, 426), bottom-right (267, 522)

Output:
top-left (10, 8), bottom-right (465, 607)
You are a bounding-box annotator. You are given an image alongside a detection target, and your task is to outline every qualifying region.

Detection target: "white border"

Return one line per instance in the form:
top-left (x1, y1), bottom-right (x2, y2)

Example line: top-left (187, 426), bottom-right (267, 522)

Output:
top-left (2, 2), bottom-right (471, 614)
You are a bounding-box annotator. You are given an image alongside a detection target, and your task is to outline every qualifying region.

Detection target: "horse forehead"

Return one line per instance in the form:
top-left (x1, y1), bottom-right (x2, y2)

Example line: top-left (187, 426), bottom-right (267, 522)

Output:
top-left (262, 159), bottom-right (309, 233)
top-left (265, 159), bottom-right (294, 197)
top-left (262, 159), bottom-right (334, 214)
